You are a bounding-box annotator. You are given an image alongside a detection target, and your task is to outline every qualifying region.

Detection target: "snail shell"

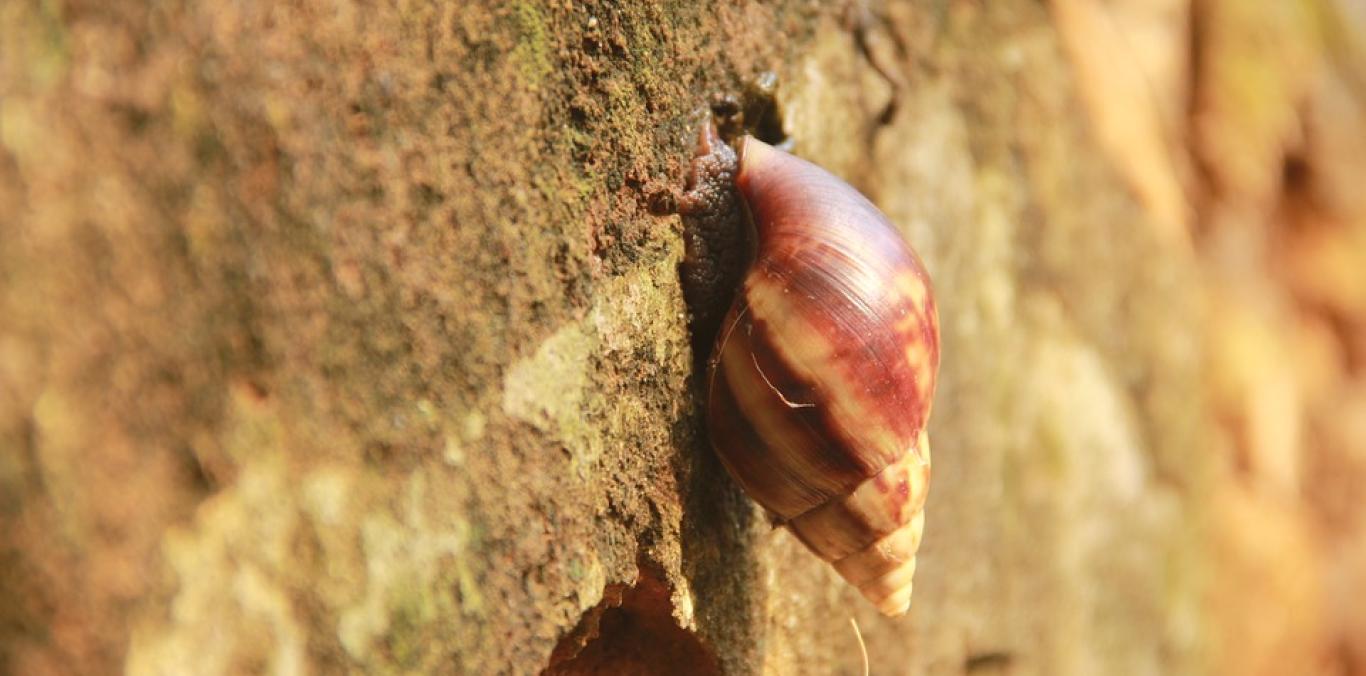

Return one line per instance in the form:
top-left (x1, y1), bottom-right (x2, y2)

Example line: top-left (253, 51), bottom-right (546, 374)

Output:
top-left (677, 124), bottom-right (940, 616)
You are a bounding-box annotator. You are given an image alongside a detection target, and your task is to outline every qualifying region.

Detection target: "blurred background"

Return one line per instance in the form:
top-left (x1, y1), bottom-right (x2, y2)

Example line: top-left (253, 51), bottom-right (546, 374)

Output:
top-left (2, 1), bottom-right (1365, 674)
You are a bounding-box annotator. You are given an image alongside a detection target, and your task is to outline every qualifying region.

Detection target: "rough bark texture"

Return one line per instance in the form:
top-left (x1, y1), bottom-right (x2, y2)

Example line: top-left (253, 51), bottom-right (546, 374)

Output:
top-left (1, 1), bottom-right (1364, 674)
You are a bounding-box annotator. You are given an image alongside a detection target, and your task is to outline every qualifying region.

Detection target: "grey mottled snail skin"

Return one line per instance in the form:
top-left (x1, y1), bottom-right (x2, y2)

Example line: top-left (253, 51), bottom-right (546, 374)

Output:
top-left (673, 122), bottom-right (940, 616)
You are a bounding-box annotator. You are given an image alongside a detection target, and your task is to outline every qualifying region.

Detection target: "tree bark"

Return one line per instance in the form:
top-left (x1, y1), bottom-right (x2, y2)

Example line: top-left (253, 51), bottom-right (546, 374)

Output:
top-left (3, 1), bottom-right (1365, 674)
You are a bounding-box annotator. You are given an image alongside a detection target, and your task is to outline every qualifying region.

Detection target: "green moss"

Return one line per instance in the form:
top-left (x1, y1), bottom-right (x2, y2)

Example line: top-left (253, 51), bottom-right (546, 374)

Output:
top-left (386, 584), bottom-right (440, 670)
top-left (450, 514), bottom-right (486, 617)
top-left (510, 1), bottom-right (553, 89)
top-left (23, 0), bottom-right (68, 90)
top-left (454, 556), bottom-right (485, 616)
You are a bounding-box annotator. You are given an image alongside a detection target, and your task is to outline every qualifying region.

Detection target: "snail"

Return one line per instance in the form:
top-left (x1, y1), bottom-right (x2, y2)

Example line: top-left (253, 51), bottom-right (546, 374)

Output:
top-left (660, 104), bottom-right (940, 617)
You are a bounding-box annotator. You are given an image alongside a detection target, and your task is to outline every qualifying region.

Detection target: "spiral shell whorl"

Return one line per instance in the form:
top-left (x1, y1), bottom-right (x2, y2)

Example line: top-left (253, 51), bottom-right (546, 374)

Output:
top-left (706, 137), bottom-right (940, 616)
top-left (794, 433), bottom-right (930, 616)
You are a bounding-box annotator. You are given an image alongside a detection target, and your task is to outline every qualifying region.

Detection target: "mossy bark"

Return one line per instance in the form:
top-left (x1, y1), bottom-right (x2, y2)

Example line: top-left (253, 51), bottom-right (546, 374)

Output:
top-left (3, 1), bottom-right (1365, 674)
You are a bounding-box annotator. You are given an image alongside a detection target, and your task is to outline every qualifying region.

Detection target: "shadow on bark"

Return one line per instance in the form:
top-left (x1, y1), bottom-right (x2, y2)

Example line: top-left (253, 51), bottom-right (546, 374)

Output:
top-left (543, 560), bottom-right (721, 675)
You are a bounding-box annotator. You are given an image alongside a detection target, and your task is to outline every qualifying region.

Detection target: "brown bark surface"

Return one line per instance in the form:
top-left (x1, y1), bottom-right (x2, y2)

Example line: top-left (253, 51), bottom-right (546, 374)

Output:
top-left (2, 1), bottom-right (1364, 674)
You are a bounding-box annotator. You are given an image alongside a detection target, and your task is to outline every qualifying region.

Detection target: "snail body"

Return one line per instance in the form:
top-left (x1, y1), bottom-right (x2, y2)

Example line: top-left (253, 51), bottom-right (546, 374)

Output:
top-left (676, 123), bottom-right (940, 616)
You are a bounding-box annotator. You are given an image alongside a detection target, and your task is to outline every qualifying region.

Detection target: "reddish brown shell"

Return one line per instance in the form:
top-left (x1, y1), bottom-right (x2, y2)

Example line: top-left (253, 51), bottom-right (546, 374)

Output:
top-left (707, 136), bottom-right (940, 616)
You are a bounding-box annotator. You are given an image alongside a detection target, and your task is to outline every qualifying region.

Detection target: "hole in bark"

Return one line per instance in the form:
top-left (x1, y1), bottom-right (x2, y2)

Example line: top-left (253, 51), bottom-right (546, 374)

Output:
top-left (542, 564), bottom-right (719, 675)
